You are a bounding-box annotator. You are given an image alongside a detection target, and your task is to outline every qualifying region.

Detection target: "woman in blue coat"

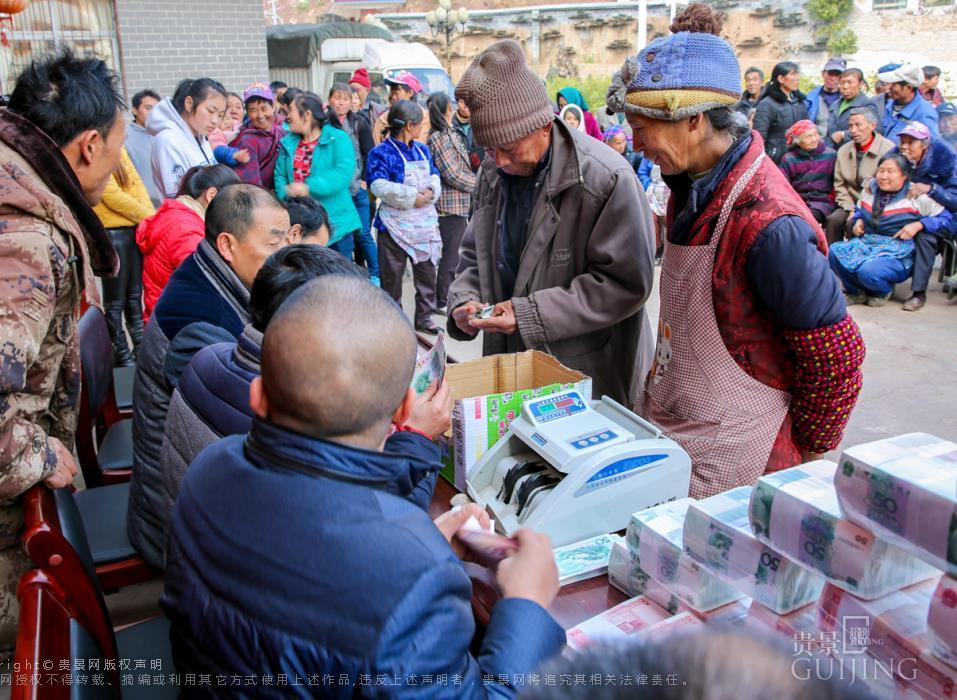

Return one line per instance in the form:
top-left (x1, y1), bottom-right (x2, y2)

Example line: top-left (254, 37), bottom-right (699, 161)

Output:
top-left (274, 92), bottom-right (361, 258)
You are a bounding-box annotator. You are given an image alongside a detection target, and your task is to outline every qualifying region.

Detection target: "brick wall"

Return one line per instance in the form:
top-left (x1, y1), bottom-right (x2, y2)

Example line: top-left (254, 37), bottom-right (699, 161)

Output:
top-left (116, 0), bottom-right (270, 98)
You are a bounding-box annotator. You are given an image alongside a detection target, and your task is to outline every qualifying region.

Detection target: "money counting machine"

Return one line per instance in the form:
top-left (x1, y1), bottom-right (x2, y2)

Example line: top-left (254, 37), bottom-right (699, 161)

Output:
top-left (466, 390), bottom-right (691, 547)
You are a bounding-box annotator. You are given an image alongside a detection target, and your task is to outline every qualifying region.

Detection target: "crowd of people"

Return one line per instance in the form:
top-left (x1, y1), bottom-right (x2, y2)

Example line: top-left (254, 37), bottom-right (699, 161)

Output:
top-left (0, 0), bottom-right (952, 695)
top-left (727, 56), bottom-right (957, 311)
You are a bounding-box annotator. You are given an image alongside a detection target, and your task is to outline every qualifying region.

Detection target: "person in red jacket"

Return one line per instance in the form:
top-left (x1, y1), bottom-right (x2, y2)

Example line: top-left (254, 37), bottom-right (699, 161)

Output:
top-left (137, 164), bottom-right (239, 320)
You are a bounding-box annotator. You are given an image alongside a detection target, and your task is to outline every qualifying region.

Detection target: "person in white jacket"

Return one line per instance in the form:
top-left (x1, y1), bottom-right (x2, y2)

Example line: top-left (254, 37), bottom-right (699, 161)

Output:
top-left (149, 78), bottom-right (226, 198)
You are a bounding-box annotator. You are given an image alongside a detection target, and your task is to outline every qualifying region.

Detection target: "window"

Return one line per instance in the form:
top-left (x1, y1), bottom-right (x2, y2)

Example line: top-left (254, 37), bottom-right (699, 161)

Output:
top-left (872, 0), bottom-right (907, 9)
top-left (4, 0), bottom-right (119, 92)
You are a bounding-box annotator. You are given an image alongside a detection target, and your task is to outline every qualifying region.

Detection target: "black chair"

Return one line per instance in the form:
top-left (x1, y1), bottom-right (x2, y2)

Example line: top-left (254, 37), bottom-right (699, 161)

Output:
top-left (939, 237), bottom-right (957, 286)
top-left (77, 307), bottom-right (134, 486)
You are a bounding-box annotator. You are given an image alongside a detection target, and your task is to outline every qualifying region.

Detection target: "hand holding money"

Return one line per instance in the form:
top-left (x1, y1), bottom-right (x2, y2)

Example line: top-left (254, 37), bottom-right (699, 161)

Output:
top-left (404, 379), bottom-right (452, 439)
top-left (451, 301), bottom-right (485, 336)
top-left (470, 300), bottom-right (518, 335)
top-left (434, 504), bottom-right (490, 543)
top-left (496, 529), bottom-right (560, 609)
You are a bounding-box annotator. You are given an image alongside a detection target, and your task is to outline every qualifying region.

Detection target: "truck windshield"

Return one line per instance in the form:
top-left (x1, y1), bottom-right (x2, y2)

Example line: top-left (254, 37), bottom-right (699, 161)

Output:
top-left (385, 68), bottom-right (456, 98)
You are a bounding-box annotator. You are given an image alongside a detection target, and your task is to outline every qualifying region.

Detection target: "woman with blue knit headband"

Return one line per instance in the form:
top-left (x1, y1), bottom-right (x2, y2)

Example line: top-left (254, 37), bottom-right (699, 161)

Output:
top-left (606, 4), bottom-right (866, 499)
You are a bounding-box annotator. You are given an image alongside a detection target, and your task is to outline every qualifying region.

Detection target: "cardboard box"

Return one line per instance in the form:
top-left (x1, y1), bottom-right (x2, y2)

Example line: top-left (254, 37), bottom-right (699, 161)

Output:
top-left (441, 350), bottom-right (591, 490)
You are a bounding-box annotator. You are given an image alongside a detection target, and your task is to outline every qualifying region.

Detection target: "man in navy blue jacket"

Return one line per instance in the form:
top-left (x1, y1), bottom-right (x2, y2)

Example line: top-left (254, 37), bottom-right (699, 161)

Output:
top-left (162, 275), bottom-right (566, 698)
top-left (130, 183), bottom-right (291, 568)
top-left (895, 121), bottom-right (957, 311)
top-left (157, 245), bottom-right (449, 554)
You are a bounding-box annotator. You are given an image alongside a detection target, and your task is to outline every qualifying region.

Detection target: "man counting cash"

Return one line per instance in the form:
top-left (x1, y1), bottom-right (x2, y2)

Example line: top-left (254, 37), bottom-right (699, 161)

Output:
top-left (447, 40), bottom-right (656, 405)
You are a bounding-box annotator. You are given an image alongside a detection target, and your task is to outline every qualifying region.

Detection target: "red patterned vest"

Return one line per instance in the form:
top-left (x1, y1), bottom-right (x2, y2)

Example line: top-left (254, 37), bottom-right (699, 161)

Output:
top-left (669, 133), bottom-right (828, 470)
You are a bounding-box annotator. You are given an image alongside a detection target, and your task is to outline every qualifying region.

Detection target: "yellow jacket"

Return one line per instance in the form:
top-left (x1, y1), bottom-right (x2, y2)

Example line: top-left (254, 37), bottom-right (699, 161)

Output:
top-left (94, 147), bottom-right (155, 229)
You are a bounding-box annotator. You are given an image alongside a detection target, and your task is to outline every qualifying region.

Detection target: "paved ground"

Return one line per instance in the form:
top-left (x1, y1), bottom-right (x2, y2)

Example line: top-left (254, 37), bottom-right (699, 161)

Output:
top-left (102, 262), bottom-right (957, 630)
top-left (410, 265), bottom-right (957, 452)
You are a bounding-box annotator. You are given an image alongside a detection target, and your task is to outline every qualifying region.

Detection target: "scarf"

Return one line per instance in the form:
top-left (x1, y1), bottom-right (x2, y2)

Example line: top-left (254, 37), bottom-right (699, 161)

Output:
top-left (193, 239), bottom-right (251, 326)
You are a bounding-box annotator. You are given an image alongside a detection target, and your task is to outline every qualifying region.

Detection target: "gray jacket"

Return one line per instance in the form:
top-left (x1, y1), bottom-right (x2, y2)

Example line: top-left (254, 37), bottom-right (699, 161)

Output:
top-left (447, 119), bottom-right (655, 406)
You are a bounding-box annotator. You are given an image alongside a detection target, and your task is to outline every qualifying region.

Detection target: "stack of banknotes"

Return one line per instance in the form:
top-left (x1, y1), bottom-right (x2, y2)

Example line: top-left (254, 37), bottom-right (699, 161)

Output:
top-left (836, 433), bottom-right (957, 575)
top-left (749, 460), bottom-right (938, 599)
top-left (818, 578), bottom-right (956, 700)
top-left (684, 486), bottom-right (825, 614)
top-left (928, 574), bottom-right (957, 670)
top-left (626, 499), bottom-right (744, 613)
top-left (607, 540), bottom-right (684, 614)
top-left (554, 533), bottom-right (624, 586)
top-left (565, 595), bottom-right (672, 651)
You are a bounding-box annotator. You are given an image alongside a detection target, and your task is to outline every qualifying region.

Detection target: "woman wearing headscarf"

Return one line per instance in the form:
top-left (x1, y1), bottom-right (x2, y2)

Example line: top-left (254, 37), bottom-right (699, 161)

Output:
top-left (606, 3), bottom-right (865, 499)
top-left (779, 119), bottom-right (839, 226)
top-left (556, 87), bottom-right (604, 140)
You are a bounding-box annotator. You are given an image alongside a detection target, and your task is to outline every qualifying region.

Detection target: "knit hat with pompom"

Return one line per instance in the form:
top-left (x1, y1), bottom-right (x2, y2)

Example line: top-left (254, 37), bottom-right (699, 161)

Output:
top-left (606, 3), bottom-right (741, 122)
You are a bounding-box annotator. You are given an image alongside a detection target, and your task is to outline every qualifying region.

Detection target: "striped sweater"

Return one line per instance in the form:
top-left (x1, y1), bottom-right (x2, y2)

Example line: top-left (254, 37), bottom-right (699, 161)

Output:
top-left (852, 179), bottom-right (952, 237)
top-left (779, 142), bottom-right (838, 219)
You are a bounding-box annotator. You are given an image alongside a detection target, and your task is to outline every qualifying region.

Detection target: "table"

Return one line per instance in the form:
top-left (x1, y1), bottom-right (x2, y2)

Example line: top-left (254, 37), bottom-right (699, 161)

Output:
top-left (429, 477), bottom-right (627, 630)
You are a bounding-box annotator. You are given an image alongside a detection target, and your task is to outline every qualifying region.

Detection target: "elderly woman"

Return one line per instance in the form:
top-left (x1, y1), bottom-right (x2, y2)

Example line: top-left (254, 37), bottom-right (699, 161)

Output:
top-left (605, 3), bottom-right (865, 499)
top-left (829, 152), bottom-right (952, 307)
top-left (779, 119), bottom-right (839, 226)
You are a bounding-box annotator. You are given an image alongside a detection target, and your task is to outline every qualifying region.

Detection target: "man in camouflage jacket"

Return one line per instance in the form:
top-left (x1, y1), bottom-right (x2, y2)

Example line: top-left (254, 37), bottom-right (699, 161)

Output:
top-left (0, 53), bottom-right (124, 650)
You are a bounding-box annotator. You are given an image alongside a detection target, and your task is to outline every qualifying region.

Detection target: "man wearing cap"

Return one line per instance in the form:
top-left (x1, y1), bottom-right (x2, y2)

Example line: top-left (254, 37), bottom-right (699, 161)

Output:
top-left (349, 68), bottom-right (384, 126)
top-left (939, 102), bottom-right (957, 149)
top-left (807, 57), bottom-right (847, 138)
top-left (373, 72), bottom-right (430, 145)
top-left (872, 62), bottom-right (901, 132)
top-left (827, 106), bottom-right (895, 244)
top-left (448, 39), bottom-right (655, 406)
top-left (605, 5), bottom-right (863, 499)
top-left (895, 120), bottom-right (957, 311)
top-left (228, 83), bottom-right (285, 191)
top-left (880, 64), bottom-right (940, 145)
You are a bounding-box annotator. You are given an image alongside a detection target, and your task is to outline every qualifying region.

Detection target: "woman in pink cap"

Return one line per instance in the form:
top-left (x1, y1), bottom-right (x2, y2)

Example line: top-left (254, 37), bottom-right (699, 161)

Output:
top-left (228, 82), bottom-right (285, 191)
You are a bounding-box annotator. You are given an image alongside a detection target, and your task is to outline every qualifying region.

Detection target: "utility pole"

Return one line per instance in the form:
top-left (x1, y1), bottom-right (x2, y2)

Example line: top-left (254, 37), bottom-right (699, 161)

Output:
top-left (637, 0), bottom-right (647, 50)
top-left (268, 0), bottom-right (281, 26)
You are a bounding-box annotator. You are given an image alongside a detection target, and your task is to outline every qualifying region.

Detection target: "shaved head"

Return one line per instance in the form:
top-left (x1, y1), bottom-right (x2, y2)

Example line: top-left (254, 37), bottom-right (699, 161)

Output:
top-left (260, 275), bottom-right (417, 444)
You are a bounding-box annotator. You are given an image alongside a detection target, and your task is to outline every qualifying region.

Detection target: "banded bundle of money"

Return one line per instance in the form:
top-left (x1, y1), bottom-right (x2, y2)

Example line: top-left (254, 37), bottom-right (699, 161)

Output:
top-left (684, 486), bottom-right (825, 614)
top-left (565, 595), bottom-right (672, 651)
top-left (928, 575), bottom-right (957, 670)
top-left (819, 579), bottom-right (956, 700)
top-left (836, 433), bottom-right (957, 576)
top-left (627, 499), bottom-right (744, 613)
top-left (693, 596), bottom-right (753, 627)
top-left (749, 460), bottom-right (938, 600)
top-left (554, 533), bottom-right (624, 586)
top-left (607, 541), bottom-right (684, 614)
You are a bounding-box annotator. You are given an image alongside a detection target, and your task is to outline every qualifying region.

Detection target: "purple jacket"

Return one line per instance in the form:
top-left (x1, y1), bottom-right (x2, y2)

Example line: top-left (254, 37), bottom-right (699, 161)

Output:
top-left (228, 122), bottom-right (284, 190)
top-left (779, 142), bottom-right (838, 220)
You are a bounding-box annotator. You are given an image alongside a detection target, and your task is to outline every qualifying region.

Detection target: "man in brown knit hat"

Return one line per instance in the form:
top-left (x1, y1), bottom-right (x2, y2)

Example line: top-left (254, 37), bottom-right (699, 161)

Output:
top-left (448, 40), bottom-right (656, 404)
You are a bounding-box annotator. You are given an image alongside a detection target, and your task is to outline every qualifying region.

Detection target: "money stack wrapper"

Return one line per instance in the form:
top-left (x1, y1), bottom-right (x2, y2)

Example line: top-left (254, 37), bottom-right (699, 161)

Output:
top-left (836, 433), bottom-right (957, 575)
top-left (627, 498), bottom-right (744, 613)
top-left (565, 595), bottom-right (672, 651)
top-left (684, 486), bottom-right (825, 614)
top-left (554, 533), bottom-right (624, 586)
top-left (819, 579), bottom-right (956, 700)
top-left (928, 575), bottom-right (957, 670)
top-left (749, 460), bottom-right (938, 600)
top-left (607, 540), bottom-right (684, 614)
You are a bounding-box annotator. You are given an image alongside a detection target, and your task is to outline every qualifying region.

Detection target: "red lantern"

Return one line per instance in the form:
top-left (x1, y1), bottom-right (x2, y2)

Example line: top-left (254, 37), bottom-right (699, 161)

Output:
top-left (0, 0), bottom-right (29, 15)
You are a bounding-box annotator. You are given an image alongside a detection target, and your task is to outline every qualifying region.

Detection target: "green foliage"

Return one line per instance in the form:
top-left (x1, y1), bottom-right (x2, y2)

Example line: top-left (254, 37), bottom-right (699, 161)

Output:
top-left (827, 26), bottom-right (859, 55)
top-left (545, 75), bottom-right (612, 112)
top-left (806, 0), bottom-right (858, 56)
top-left (806, 0), bottom-right (853, 24)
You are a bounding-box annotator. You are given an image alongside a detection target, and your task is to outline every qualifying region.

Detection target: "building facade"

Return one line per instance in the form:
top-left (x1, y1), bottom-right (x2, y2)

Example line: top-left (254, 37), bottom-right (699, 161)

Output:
top-left (2, 0), bottom-right (270, 97)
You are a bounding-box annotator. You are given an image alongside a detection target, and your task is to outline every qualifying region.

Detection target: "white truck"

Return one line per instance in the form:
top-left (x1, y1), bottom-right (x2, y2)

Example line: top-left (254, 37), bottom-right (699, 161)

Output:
top-left (266, 21), bottom-right (456, 103)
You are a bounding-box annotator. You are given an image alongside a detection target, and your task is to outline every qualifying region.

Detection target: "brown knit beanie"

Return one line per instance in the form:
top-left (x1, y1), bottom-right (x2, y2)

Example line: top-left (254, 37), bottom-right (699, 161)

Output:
top-left (455, 40), bottom-right (554, 148)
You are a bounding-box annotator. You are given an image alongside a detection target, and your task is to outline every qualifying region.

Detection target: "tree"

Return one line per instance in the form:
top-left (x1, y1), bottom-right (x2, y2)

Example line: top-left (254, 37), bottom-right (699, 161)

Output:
top-left (806, 0), bottom-right (858, 56)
